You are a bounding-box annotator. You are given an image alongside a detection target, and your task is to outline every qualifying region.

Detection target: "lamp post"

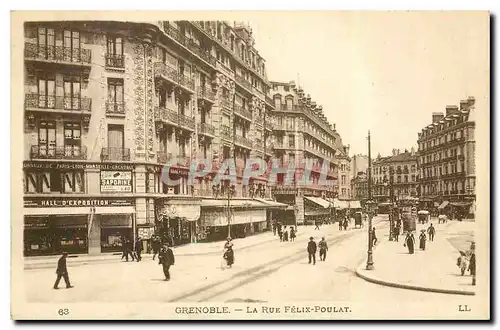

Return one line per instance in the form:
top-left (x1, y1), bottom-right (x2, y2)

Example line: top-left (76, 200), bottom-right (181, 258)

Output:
top-left (225, 182), bottom-right (235, 238)
top-left (366, 131), bottom-right (374, 270)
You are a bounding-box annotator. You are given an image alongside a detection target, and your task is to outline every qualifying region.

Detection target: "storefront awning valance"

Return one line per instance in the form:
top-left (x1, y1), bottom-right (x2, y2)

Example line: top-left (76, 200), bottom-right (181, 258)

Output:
top-left (304, 196), bottom-right (331, 208)
top-left (305, 209), bottom-right (331, 216)
top-left (95, 206), bottom-right (135, 215)
top-left (254, 198), bottom-right (288, 209)
top-left (349, 201), bottom-right (362, 209)
top-left (438, 201), bottom-right (449, 209)
top-left (449, 202), bottom-right (472, 207)
top-left (157, 203), bottom-right (201, 222)
top-left (201, 199), bottom-right (265, 209)
top-left (201, 209), bottom-right (266, 227)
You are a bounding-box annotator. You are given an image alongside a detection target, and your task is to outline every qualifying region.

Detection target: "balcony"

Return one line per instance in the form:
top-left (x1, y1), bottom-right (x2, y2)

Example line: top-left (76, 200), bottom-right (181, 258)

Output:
top-left (178, 74), bottom-right (195, 93)
top-left (215, 61), bottom-right (234, 78)
top-left (186, 39), bottom-right (216, 66)
top-left (266, 95), bottom-right (274, 106)
top-left (198, 88), bottom-right (216, 104)
top-left (25, 94), bottom-right (92, 114)
top-left (100, 147), bottom-right (131, 161)
top-left (105, 53), bottom-right (125, 69)
top-left (154, 62), bottom-right (180, 86)
top-left (221, 125), bottom-right (232, 141)
top-left (234, 135), bottom-right (253, 149)
top-left (254, 116), bottom-right (263, 126)
top-left (30, 145), bottom-right (87, 160)
top-left (155, 106), bottom-right (179, 125)
top-left (254, 139), bottom-right (264, 153)
top-left (106, 101), bottom-right (125, 116)
top-left (264, 121), bottom-right (274, 131)
top-left (234, 104), bottom-right (252, 120)
top-left (24, 42), bottom-right (92, 67)
top-left (272, 185), bottom-right (297, 195)
top-left (198, 122), bottom-right (216, 137)
top-left (235, 75), bottom-right (252, 92)
top-left (457, 154), bottom-right (465, 161)
top-left (220, 98), bottom-right (232, 110)
top-left (178, 113), bottom-right (195, 131)
top-left (157, 152), bottom-right (173, 165)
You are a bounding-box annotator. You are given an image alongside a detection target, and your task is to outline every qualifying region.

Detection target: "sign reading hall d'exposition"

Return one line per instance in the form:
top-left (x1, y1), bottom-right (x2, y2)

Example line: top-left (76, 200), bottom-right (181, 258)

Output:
top-left (100, 171), bottom-right (133, 193)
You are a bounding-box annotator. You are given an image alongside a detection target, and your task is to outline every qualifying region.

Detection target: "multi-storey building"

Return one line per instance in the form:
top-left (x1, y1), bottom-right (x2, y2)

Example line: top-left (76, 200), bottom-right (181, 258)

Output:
top-left (417, 97), bottom-right (476, 217)
top-left (22, 20), bottom-right (285, 256)
top-left (336, 145), bottom-right (351, 199)
top-left (372, 149), bottom-right (418, 204)
top-left (350, 154), bottom-right (369, 179)
top-left (351, 171), bottom-right (368, 202)
top-left (268, 81), bottom-right (342, 225)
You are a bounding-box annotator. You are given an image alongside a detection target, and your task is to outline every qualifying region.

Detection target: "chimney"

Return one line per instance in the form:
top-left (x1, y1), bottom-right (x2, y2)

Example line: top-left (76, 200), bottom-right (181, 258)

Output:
top-left (392, 149), bottom-right (396, 156)
top-left (397, 149), bottom-right (400, 155)
top-left (445, 105), bottom-right (459, 117)
top-left (432, 112), bottom-right (444, 123)
top-left (411, 147), bottom-right (415, 156)
top-left (467, 96), bottom-right (475, 107)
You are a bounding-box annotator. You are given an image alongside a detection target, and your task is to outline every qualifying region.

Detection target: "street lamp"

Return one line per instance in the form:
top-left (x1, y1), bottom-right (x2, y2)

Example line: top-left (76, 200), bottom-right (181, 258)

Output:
top-left (366, 131), bottom-right (375, 270)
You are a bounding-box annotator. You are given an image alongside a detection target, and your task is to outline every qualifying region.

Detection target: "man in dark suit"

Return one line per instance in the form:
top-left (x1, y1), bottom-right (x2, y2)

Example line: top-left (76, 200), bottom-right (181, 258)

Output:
top-left (159, 243), bottom-right (175, 281)
top-left (307, 237), bottom-right (317, 265)
top-left (53, 252), bottom-right (73, 289)
top-left (135, 237), bottom-right (142, 262)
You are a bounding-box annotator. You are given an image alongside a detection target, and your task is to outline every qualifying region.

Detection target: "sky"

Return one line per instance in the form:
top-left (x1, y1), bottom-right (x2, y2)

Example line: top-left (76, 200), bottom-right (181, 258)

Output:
top-left (245, 11), bottom-right (489, 156)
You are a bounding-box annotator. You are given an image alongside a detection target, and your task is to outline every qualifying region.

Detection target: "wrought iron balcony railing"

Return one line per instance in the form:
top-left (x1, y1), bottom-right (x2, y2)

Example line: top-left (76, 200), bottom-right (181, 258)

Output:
top-left (178, 113), bottom-right (195, 130)
top-left (198, 88), bottom-right (216, 103)
top-left (178, 74), bottom-right (195, 92)
top-left (220, 98), bottom-right (232, 109)
top-left (105, 53), bottom-right (125, 68)
top-left (234, 104), bottom-right (252, 120)
top-left (24, 42), bottom-right (92, 65)
top-left (25, 94), bottom-right (92, 112)
top-left (106, 101), bottom-right (125, 115)
top-left (234, 135), bottom-right (253, 149)
top-left (186, 39), bottom-right (217, 66)
top-left (101, 147), bottom-right (131, 161)
top-left (30, 145), bottom-right (87, 160)
top-left (199, 122), bottom-right (216, 136)
top-left (154, 62), bottom-right (179, 84)
top-left (221, 125), bottom-right (232, 140)
top-left (235, 75), bottom-right (252, 91)
top-left (155, 106), bottom-right (179, 124)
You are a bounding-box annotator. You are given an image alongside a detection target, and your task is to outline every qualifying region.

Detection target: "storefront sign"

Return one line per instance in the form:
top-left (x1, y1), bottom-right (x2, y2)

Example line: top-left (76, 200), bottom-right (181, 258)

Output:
top-left (24, 197), bottom-right (135, 208)
top-left (138, 227), bottom-right (155, 239)
top-left (23, 161), bottom-right (134, 171)
top-left (100, 171), bottom-right (133, 192)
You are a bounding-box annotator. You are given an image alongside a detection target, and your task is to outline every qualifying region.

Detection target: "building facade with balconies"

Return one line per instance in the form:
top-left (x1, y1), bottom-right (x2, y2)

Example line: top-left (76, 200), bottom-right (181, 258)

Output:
top-left (22, 20), bottom-right (283, 256)
top-left (268, 81), bottom-right (341, 225)
top-left (417, 97), bottom-right (476, 218)
top-left (351, 171), bottom-right (368, 202)
top-left (372, 149), bottom-right (418, 205)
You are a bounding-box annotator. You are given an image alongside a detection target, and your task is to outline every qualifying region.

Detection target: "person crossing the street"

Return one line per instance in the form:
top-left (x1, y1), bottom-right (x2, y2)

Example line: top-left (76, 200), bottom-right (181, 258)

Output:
top-left (318, 237), bottom-right (328, 261)
top-left (427, 223), bottom-right (436, 242)
top-left (307, 237), bottom-right (317, 265)
top-left (53, 252), bottom-right (73, 290)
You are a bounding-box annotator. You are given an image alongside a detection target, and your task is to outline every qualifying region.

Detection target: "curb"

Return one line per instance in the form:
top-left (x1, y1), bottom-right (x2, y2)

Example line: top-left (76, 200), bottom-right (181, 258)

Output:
top-left (355, 267), bottom-right (475, 296)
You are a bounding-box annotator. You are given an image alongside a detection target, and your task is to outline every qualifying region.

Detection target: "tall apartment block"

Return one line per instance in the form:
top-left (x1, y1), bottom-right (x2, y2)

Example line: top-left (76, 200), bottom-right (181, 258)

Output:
top-left (417, 97), bottom-right (476, 217)
top-left (268, 81), bottom-right (348, 225)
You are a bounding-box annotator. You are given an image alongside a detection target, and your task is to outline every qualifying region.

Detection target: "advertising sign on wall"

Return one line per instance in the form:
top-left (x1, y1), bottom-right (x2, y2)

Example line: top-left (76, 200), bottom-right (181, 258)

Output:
top-left (100, 171), bottom-right (132, 192)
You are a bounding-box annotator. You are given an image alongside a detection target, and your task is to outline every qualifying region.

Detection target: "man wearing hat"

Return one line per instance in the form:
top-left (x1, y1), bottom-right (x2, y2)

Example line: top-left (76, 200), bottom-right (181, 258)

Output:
top-left (318, 237), bottom-right (328, 261)
top-left (158, 243), bottom-right (175, 281)
top-left (53, 252), bottom-right (73, 289)
top-left (307, 237), bottom-right (317, 265)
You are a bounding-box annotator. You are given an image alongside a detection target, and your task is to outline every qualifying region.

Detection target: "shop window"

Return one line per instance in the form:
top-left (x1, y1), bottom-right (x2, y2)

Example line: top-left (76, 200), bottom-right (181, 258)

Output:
top-left (63, 171), bottom-right (84, 193)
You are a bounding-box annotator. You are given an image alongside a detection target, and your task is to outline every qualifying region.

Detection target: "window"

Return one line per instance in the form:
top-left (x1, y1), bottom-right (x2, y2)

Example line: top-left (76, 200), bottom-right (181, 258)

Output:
top-left (341, 188), bottom-right (346, 196)
top-left (341, 175), bottom-right (346, 185)
top-left (63, 171), bottom-right (85, 193)
top-left (24, 170), bottom-right (83, 194)
top-left (37, 27), bottom-right (55, 59)
top-left (397, 176), bottom-right (401, 183)
top-left (288, 134), bottom-right (295, 148)
top-left (37, 73), bottom-right (56, 108)
top-left (411, 175), bottom-right (416, 182)
top-left (107, 78), bottom-right (124, 113)
top-left (63, 75), bottom-right (81, 110)
top-left (404, 175), bottom-right (408, 183)
top-left (63, 30), bottom-right (81, 62)
top-left (38, 121), bottom-right (56, 157)
top-left (64, 122), bottom-right (82, 158)
top-left (106, 36), bottom-right (124, 67)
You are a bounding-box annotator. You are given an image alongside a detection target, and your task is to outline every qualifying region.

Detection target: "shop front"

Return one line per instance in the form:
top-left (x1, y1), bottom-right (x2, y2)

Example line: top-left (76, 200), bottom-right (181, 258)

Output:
top-left (304, 196), bottom-right (332, 225)
top-left (155, 199), bottom-right (201, 246)
top-left (24, 197), bottom-right (135, 256)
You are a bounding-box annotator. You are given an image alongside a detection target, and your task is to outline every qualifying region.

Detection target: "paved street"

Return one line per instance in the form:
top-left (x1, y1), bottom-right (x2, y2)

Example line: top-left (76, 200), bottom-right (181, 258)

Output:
top-left (24, 216), bottom-right (457, 303)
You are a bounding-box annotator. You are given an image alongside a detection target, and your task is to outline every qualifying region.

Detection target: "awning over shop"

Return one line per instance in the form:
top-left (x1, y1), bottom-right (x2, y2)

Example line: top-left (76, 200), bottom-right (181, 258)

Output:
top-left (434, 202), bottom-right (440, 207)
top-left (438, 201), bottom-right (449, 209)
top-left (95, 206), bottom-right (135, 215)
top-left (332, 198), bottom-right (349, 209)
top-left (349, 201), bottom-right (362, 209)
top-left (305, 209), bottom-right (331, 216)
top-left (254, 198), bottom-right (288, 209)
top-left (157, 203), bottom-right (201, 222)
top-left (304, 196), bottom-right (331, 208)
top-left (201, 199), bottom-right (265, 209)
top-left (201, 208), bottom-right (266, 227)
top-left (449, 202), bottom-right (472, 207)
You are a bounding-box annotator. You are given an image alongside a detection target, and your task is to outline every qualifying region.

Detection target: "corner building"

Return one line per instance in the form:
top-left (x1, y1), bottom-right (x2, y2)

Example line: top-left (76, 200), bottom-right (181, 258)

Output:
top-left (22, 20), bottom-right (282, 256)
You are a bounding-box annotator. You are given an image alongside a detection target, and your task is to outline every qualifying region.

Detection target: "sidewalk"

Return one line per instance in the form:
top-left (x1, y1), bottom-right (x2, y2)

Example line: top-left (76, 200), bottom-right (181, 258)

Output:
top-left (24, 230), bottom-right (280, 270)
top-left (356, 220), bottom-right (476, 295)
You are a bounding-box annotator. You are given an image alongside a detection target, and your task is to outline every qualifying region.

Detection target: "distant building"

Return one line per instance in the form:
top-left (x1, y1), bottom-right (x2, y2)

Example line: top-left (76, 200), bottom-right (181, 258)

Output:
top-left (351, 171), bottom-right (368, 202)
top-left (336, 145), bottom-right (351, 200)
top-left (350, 154), bottom-right (369, 179)
top-left (372, 149), bottom-right (418, 204)
top-left (417, 97), bottom-right (476, 217)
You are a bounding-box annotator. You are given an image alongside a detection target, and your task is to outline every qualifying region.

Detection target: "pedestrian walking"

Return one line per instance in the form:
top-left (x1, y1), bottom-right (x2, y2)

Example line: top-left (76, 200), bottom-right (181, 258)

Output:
top-left (468, 251), bottom-right (476, 285)
top-left (404, 232), bottom-right (416, 254)
top-left (419, 230), bottom-right (427, 250)
top-left (394, 224), bottom-right (400, 242)
top-left (338, 219), bottom-right (343, 231)
top-left (457, 251), bottom-right (468, 276)
top-left (158, 243), bottom-right (175, 281)
top-left (283, 230), bottom-right (289, 242)
top-left (371, 227), bottom-right (378, 246)
top-left (135, 237), bottom-right (143, 262)
top-left (314, 220), bottom-right (320, 230)
top-left (120, 236), bottom-right (128, 261)
top-left (318, 237), bottom-right (328, 261)
top-left (151, 235), bottom-right (161, 261)
top-left (427, 223), bottom-right (436, 242)
top-left (127, 239), bottom-right (136, 261)
top-left (343, 218), bottom-right (348, 231)
top-left (53, 252), bottom-right (73, 290)
top-left (278, 228), bottom-right (283, 242)
top-left (307, 237), bottom-right (317, 265)
top-left (223, 237), bottom-right (235, 268)
top-left (290, 227), bottom-right (296, 242)
top-left (272, 222), bottom-right (277, 236)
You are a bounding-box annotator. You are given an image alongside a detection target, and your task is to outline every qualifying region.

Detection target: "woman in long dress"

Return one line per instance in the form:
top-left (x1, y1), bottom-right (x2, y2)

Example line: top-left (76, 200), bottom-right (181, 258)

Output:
top-left (224, 237), bottom-right (234, 267)
top-left (419, 230), bottom-right (427, 250)
top-left (404, 232), bottom-right (415, 254)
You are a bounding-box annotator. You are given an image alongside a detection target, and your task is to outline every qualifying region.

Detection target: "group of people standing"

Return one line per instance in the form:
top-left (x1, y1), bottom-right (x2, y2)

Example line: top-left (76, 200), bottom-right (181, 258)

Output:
top-left (307, 237), bottom-right (328, 264)
top-left (120, 236), bottom-right (143, 262)
top-left (403, 223), bottom-right (436, 254)
top-left (338, 216), bottom-right (350, 231)
top-left (273, 222), bottom-right (297, 242)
